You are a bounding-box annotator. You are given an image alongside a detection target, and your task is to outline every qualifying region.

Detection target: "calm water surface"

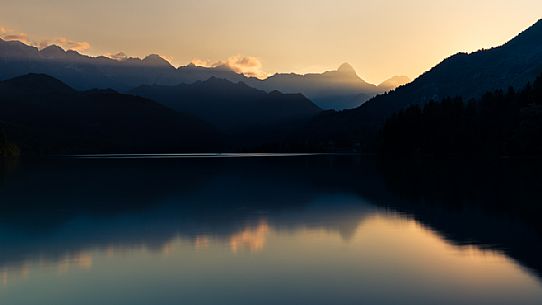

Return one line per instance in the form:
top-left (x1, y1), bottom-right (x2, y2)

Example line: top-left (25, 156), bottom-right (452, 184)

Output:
top-left (0, 155), bottom-right (541, 305)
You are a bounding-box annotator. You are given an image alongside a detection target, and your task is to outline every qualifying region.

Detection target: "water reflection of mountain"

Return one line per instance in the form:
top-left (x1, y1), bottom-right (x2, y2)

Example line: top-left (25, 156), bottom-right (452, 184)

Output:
top-left (0, 156), bottom-right (541, 279)
top-left (374, 159), bottom-right (542, 278)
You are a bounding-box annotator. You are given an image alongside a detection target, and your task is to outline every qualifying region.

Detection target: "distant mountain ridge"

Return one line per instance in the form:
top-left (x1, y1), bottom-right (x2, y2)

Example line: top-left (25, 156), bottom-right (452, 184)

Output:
top-left (245, 63), bottom-right (409, 110)
top-left (0, 38), bottom-right (406, 110)
top-left (351, 19), bottom-right (542, 124)
top-left (305, 19), bottom-right (542, 144)
top-left (130, 77), bottom-right (322, 134)
top-left (2, 20), bottom-right (542, 155)
top-left (0, 38), bottom-right (245, 90)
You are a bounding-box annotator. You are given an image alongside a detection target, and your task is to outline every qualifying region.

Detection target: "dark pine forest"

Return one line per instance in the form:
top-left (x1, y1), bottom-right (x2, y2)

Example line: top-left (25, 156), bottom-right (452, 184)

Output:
top-left (380, 74), bottom-right (542, 158)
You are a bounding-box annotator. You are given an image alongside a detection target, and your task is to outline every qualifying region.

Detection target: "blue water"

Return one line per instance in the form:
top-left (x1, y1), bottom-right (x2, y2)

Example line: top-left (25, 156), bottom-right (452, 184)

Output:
top-left (0, 155), bottom-right (541, 305)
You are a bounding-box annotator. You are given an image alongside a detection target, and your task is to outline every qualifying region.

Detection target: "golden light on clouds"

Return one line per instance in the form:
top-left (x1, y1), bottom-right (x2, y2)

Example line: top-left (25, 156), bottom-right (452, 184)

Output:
top-left (37, 38), bottom-right (91, 52)
top-left (0, 25), bottom-right (90, 52)
top-left (107, 52), bottom-right (129, 61)
top-left (191, 55), bottom-right (268, 79)
top-left (0, 26), bottom-right (30, 44)
top-left (1, 1), bottom-right (542, 82)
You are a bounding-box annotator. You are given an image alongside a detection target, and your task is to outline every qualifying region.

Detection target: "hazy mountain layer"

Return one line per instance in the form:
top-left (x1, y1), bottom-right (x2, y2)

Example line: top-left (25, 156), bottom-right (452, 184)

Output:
top-left (0, 39), bottom-right (407, 110)
top-left (131, 77), bottom-right (322, 134)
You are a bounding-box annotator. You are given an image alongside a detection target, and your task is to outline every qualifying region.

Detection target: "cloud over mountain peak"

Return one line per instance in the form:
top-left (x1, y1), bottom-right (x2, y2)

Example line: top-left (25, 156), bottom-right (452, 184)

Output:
top-left (191, 55), bottom-right (267, 79)
top-left (0, 24), bottom-right (90, 52)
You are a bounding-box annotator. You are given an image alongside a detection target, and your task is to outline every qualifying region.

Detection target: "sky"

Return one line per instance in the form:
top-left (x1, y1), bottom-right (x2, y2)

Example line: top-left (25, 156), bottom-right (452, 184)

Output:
top-left (0, 0), bottom-right (541, 83)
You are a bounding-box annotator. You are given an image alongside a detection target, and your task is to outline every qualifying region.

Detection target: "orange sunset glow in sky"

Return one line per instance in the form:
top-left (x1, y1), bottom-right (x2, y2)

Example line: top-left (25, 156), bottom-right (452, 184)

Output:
top-left (1, 0), bottom-right (541, 83)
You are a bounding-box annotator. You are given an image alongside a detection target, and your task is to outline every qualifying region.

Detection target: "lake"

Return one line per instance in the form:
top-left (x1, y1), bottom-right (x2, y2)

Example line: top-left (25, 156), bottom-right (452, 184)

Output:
top-left (0, 155), bottom-right (541, 305)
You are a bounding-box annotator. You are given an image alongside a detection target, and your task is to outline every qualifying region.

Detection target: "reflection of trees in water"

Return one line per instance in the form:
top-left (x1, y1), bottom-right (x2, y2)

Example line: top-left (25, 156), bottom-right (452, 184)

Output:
top-left (0, 156), bottom-right (541, 280)
top-left (0, 157), bottom-right (18, 189)
top-left (0, 204), bottom-right (373, 286)
top-left (0, 128), bottom-right (20, 158)
top-left (0, 157), bottom-right (374, 273)
top-left (372, 158), bottom-right (542, 279)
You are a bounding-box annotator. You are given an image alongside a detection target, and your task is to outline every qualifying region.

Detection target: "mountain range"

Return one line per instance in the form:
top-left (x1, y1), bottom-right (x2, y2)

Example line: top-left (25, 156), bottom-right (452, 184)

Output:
top-left (0, 38), bottom-right (408, 110)
top-left (0, 73), bottom-right (323, 153)
top-left (0, 74), bottom-right (219, 154)
top-left (357, 19), bottom-right (542, 122)
top-left (1, 19), bottom-right (542, 155)
top-left (301, 19), bottom-right (542, 148)
top-left (131, 77), bottom-right (322, 133)
top-left (245, 63), bottom-right (409, 110)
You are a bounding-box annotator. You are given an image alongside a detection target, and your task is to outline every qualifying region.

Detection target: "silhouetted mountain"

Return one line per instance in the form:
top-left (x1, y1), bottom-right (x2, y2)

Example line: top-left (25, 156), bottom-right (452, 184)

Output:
top-left (0, 39), bottom-right (246, 90)
top-left (246, 63), bottom-right (382, 110)
top-left (297, 19), bottom-right (542, 151)
top-left (0, 41), bottom-right (405, 110)
top-left (131, 77), bottom-right (322, 134)
top-left (0, 74), bottom-right (219, 154)
top-left (39, 45), bottom-right (66, 59)
top-left (357, 19), bottom-right (542, 124)
top-left (141, 54), bottom-right (172, 67)
top-left (380, 73), bottom-right (542, 157)
top-left (175, 63), bottom-right (247, 84)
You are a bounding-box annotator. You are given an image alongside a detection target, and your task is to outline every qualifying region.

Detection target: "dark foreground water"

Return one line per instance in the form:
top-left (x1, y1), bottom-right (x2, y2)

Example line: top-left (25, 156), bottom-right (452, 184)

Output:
top-left (0, 155), bottom-right (541, 305)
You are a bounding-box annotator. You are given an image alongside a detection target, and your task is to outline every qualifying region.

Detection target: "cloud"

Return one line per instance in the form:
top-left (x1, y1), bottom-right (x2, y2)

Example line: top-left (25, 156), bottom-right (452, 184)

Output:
top-left (0, 25), bottom-right (90, 52)
top-left (190, 58), bottom-right (213, 67)
top-left (219, 55), bottom-right (267, 79)
top-left (107, 52), bottom-right (128, 61)
top-left (37, 38), bottom-right (91, 52)
top-left (2, 25), bottom-right (263, 77)
top-left (2, 33), bottom-right (31, 44)
top-left (0, 26), bottom-right (31, 44)
top-left (191, 55), bottom-right (268, 79)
